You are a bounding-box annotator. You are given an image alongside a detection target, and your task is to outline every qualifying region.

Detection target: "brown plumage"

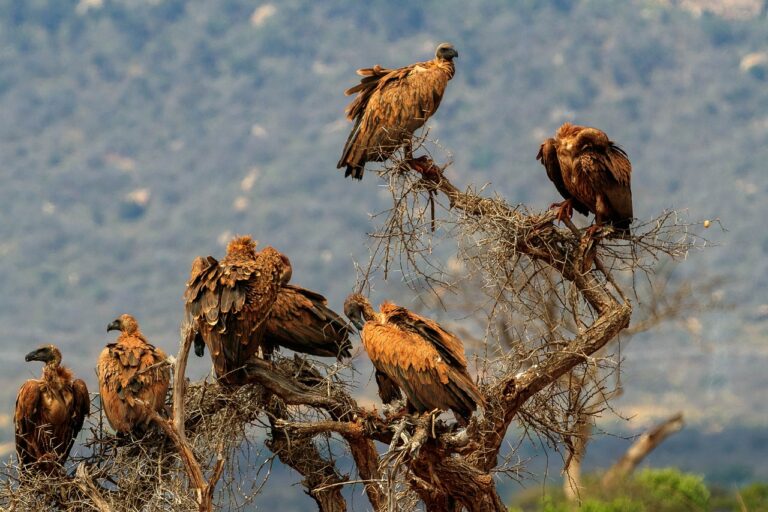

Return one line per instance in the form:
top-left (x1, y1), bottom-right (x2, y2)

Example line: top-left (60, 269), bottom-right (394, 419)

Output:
top-left (337, 43), bottom-right (458, 180)
top-left (185, 236), bottom-right (290, 384)
top-left (263, 284), bottom-right (353, 360)
top-left (97, 314), bottom-right (170, 433)
top-left (15, 345), bottom-right (89, 472)
top-left (344, 294), bottom-right (483, 423)
top-left (537, 122), bottom-right (633, 234)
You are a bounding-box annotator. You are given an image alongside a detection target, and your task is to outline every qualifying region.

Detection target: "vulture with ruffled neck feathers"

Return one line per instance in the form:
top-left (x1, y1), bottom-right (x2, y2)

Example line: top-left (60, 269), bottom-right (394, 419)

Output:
top-left (338, 43), bottom-right (458, 180)
top-left (15, 345), bottom-right (89, 472)
top-left (188, 241), bottom-right (352, 368)
top-left (537, 122), bottom-right (633, 235)
top-left (97, 314), bottom-right (170, 433)
top-left (185, 236), bottom-right (290, 384)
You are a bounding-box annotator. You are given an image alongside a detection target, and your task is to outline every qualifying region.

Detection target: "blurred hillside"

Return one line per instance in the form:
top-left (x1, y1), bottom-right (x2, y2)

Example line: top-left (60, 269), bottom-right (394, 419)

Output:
top-left (1, 0), bottom-right (767, 504)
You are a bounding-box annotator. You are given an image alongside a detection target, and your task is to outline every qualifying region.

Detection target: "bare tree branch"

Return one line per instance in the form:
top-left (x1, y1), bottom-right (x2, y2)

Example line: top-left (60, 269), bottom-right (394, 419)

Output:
top-left (602, 412), bottom-right (685, 489)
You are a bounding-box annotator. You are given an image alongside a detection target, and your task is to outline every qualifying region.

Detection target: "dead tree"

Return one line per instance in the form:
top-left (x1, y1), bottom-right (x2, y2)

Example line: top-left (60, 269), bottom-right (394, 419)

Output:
top-left (0, 146), bottom-right (708, 511)
top-left (601, 412), bottom-right (685, 489)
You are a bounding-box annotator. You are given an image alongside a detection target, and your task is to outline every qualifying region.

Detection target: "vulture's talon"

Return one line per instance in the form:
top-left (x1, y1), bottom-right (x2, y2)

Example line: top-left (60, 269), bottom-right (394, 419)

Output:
top-left (551, 200), bottom-right (574, 223)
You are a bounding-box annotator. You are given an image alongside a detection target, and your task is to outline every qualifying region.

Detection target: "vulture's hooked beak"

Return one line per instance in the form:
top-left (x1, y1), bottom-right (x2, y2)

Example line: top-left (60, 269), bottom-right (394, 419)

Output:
top-left (25, 347), bottom-right (52, 363)
top-left (436, 43), bottom-right (459, 61)
top-left (194, 337), bottom-right (206, 358)
top-left (347, 310), bottom-right (366, 331)
top-left (107, 319), bottom-right (122, 332)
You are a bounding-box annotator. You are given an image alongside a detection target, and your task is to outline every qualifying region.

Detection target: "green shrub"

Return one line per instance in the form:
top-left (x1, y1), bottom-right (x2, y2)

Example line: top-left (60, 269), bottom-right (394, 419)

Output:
top-left (739, 482), bottom-right (768, 512)
top-left (635, 468), bottom-right (710, 511)
top-left (581, 497), bottom-right (645, 512)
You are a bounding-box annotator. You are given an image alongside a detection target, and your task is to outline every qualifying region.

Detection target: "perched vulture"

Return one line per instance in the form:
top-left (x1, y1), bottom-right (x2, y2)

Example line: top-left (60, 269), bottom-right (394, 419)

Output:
top-left (263, 284), bottom-right (353, 360)
top-left (185, 236), bottom-right (290, 384)
top-left (15, 345), bottom-right (89, 472)
top-left (344, 294), bottom-right (483, 423)
top-left (337, 42), bottom-right (459, 180)
top-left (537, 122), bottom-right (633, 234)
top-left (98, 314), bottom-right (170, 433)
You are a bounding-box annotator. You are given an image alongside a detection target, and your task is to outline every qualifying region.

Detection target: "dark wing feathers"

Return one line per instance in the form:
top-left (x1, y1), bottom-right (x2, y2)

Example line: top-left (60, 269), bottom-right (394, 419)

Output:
top-left (600, 145), bottom-right (633, 226)
top-left (578, 143), bottom-right (633, 230)
top-left (375, 369), bottom-right (403, 404)
top-left (338, 58), bottom-right (454, 179)
top-left (15, 376), bottom-right (89, 469)
top-left (361, 314), bottom-right (483, 421)
top-left (185, 250), bottom-right (286, 383)
top-left (537, 138), bottom-right (589, 216)
top-left (263, 285), bottom-right (352, 359)
top-left (343, 65), bottom-right (410, 119)
top-left (377, 358), bottom-right (478, 421)
top-left (14, 381), bottom-right (43, 467)
top-left (385, 306), bottom-right (465, 368)
top-left (68, 379), bottom-right (89, 459)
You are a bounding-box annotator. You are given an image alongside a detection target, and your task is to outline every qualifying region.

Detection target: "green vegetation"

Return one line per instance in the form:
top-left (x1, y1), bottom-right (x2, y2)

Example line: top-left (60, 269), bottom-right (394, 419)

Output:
top-left (511, 468), bottom-right (768, 512)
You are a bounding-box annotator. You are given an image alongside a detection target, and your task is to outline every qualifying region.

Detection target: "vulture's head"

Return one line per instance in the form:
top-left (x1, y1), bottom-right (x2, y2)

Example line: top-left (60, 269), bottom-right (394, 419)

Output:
top-left (279, 254), bottom-right (292, 285)
top-left (227, 235), bottom-right (258, 259)
top-left (107, 314), bottom-right (140, 335)
top-left (574, 127), bottom-right (610, 152)
top-left (25, 344), bottom-right (62, 366)
top-left (273, 251), bottom-right (292, 285)
top-left (189, 256), bottom-right (208, 281)
top-left (344, 293), bottom-right (373, 330)
top-left (257, 246), bottom-right (292, 284)
top-left (193, 335), bottom-right (206, 358)
top-left (435, 43), bottom-right (458, 61)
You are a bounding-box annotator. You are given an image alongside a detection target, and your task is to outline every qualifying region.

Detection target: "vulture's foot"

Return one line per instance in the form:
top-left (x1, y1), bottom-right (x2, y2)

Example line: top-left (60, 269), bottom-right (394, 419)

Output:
top-left (383, 400), bottom-right (409, 420)
top-left (551, 199), bottom-right (574, 222)
top-left (387, 415), bottom-right (413, 453)
top-left (406, 410), bottom-right (438, 456)
top-left (407, 155), bottom-right (442, 182)
top-left (583, 223), bottom-right (606, 240)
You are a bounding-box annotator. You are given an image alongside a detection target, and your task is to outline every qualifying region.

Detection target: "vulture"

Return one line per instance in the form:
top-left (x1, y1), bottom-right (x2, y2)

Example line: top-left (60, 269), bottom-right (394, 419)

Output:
top-left (344, 294), bottom-right (483, 424)
top-left (185, 236), bottom-right (290, 384)
top-left (15, 345), bottom-right (89, 472)
top-left (263, 284), bottom-right (353, 360)
top-left (337, 42), bottom-right (459, 180)
top-left (537, 122), bottom-right (633, 235)
top-left (98, 314), bottom-right (170, 433)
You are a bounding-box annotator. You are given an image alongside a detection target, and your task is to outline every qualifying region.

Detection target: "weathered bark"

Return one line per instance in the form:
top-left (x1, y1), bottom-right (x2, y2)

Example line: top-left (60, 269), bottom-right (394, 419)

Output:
top-left (74, 463), bottom-right (113, 512)
top-left (266, 400), bottom-right (347, 512)
top-left (602, 412), bottom-right (685, 488)
top-left (275, 417), bottom-right (386, 511)
top-left (243, 358), bottom-right (339, 409)
top-left (410, 443), bottom-right (506, 512)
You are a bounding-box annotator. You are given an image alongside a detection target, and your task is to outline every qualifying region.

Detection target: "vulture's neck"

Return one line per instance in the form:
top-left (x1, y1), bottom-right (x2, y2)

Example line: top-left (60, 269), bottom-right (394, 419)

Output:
top-left (119, 329), bottom-right (148, 345)
top-left (223, 249), bottom-right (255, 263)
top-left (42, 363), bottom-right (71, 390)
top-left (358, 301), bottom-right (379, 323)
top-left (434, 59), bottom-right (455, 79)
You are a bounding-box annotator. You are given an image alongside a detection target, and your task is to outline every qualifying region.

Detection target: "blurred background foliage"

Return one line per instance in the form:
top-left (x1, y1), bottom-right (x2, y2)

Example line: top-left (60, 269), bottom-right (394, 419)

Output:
top-left (0, 0), bottom-right (767, 508)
